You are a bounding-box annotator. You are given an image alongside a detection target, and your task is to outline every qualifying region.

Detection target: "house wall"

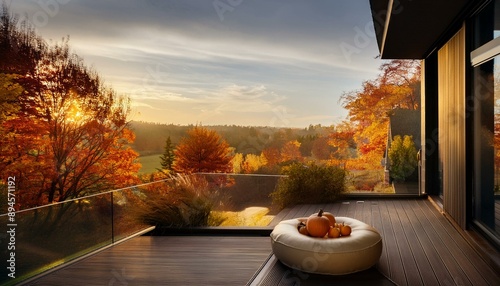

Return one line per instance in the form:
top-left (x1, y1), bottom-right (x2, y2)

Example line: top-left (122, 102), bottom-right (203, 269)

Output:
top-left (437, 25), bottom-right (467, 228)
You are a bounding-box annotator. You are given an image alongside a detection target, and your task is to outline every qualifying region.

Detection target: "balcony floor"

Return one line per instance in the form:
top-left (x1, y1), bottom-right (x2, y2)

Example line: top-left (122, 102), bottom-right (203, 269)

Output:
top-left (26, 198), bottom-right (500, 286)
top-left (25, 236), bottom-right (271, 286)
top-left (261, 198), bottom-right (500, 285)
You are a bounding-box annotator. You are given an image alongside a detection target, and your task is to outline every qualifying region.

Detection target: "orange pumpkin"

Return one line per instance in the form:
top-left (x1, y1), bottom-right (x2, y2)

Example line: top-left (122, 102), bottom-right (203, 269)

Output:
top-left (311, 211), bottom-right (335, 226)
top-left (306, 209), bottom-right (331, 238)
top-left (323, 212), bottom-right (336, 226)
top-left (328, 226), bottom-right (341, 238)
top-left (339, 223), bottom-right (352, 236)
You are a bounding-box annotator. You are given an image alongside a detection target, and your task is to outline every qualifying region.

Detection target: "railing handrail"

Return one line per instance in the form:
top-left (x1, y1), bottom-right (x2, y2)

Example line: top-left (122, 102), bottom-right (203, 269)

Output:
top-left (0, 178), bottom-right (174, 217)
top-left (194, 172), bottom-right (287, 178)
top-left (0, 173), bottom-right (287, 217)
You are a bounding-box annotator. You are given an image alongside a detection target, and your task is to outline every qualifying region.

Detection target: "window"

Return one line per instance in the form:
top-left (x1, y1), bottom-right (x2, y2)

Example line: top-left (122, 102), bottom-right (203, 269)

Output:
top-left (471, 0), bottom-right (500, 244)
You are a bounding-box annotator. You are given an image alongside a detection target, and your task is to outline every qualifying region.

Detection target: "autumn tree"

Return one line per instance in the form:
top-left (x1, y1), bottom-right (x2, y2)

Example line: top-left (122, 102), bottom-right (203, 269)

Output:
top-left (232, 153), bottom-right (244, 173)
top-left (173, 126), bottom-right (234, 174)
top-left (0, 74), bottom-right (22, 167)
top-left (261, 147), bottom-right (281, 168)
top-left (280, 140), bottom-right (302, 163)
top-left (340, 59), bottom-right (421, 169)
top-left (328, 121), bottom-right (356, 166)
top-left (242, 153), bottom-right (267, 173)
top-left (0, 8), bottom-right (140, 208)
top-left (158, 136), bottom-right (175, 172)
top-left (0, 74), bottom-right (21, 122)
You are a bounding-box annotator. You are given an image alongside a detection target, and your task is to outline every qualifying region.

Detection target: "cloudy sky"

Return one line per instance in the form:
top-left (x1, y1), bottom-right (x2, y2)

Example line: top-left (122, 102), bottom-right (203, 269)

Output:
top-left (7, 0), bottom-right (383, 128)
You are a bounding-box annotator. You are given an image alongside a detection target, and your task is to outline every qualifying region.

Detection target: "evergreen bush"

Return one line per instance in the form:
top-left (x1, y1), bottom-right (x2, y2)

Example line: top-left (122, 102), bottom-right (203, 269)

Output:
top-left (388, 135), bottom-right (418, 181)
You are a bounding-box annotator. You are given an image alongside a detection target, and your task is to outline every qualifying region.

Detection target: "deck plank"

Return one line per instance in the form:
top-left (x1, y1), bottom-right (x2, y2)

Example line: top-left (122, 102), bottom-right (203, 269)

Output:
top-left (388, 200), bottom-right (422, 286)
top-left (380, 200), bottom-right (407, 285)
top-left (418, 200), bottom-right (497, 285)
top-left (394, 201), bottom-right (428, 285)
top-left (268, 206), bottom-right (292, 227)
top-left (405, 200), bottom-right (456, 285)
top-left (368, 200), bottom-right (389, 277)
top-left (27, 236), bottom-right (271, 286)
top-left (418, 199), bottom-right (477, 285)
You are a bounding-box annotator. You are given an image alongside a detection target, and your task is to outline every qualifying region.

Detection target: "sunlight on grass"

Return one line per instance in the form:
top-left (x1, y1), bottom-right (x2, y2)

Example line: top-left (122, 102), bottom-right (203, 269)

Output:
top-left (347, 169), bottom-right (395, 193)
top-left (210, 207), bottom-right (274, 226)
top-left (137, 154), bottom-right (161, 174)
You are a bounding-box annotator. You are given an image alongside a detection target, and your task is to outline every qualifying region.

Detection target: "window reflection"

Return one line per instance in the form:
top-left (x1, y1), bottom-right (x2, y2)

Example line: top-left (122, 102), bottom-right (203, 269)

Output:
top-left (473, 55), bottom-right (500, 239)
top-left (474, 0), bottom-right (500, 48)
top-left (494, 58), bottom-right (500, 235)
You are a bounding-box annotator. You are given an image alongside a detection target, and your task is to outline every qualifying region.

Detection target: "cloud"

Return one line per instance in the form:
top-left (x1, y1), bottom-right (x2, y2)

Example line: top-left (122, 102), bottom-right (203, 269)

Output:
top-left (199, 84), bottom-right (285, 113)
top-left (10, 0), bottom-right (379, 72)
top-left (8, 0), bottom-right (382, 127)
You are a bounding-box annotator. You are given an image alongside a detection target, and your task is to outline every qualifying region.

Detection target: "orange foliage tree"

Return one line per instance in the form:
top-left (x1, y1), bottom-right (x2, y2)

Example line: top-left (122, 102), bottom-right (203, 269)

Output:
top-left (340, 59), bottom-right (420, 169)
top-left (328, 121), bottom-right (356, 167)
top-left (173, 126), bottom-right (234, 174)
top-left (0, 10), bottom-right (140, 209)
top-left (261, 147), bottom-right (281, 168)
top-left (280, 140), bottom-right (302, 163)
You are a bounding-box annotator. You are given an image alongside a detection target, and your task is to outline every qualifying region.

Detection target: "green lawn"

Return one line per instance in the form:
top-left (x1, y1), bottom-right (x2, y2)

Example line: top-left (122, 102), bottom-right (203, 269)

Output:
top-left (138, 154), bottom-right (161, 174)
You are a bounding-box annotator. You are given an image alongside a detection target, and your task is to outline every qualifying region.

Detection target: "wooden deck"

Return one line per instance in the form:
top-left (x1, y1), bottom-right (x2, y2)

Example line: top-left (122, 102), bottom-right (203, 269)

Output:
top-left (265, 198), bottom-right (500, 286)
top-left (25, 198), bottom-right (500, 286)
top-left (25, 236), bottom-right (272, 285)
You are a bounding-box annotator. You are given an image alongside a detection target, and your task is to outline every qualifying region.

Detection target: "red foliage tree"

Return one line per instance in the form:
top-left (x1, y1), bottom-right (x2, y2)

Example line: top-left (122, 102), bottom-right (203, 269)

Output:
top-left (173, 126), bottom-right (234, 174)
top-left (0, 9), bottom-right (140, 209)
top-left (261, 147), bottom-right (281, 167)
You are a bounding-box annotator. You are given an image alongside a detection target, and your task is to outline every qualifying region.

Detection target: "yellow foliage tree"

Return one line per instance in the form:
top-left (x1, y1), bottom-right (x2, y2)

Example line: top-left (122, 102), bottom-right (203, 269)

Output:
top-left (242, 153), bottom-right (267, 173)
top-left (232, 153), bottom-right (244, 173)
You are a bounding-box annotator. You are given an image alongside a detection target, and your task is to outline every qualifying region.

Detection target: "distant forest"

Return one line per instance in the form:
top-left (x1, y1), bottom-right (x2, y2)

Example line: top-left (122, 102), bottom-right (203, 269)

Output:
top-left (0, 4), bottom-right (421, 209)
top-left (130, 121), bottom-right (334, 157)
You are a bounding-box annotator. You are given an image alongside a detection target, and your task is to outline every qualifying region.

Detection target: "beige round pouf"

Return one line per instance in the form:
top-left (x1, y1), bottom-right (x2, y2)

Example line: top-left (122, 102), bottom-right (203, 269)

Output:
top-left (270, 216), bottom-right (382, 275)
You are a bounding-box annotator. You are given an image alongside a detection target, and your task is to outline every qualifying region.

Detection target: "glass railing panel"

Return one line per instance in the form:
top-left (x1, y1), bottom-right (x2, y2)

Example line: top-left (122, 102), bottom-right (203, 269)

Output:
top-left (112, 187), bottom-right (151, 242)
top-left (0, 193), bottom-right (113, 286)
top-left (196, 173), bottom-right (284, 227)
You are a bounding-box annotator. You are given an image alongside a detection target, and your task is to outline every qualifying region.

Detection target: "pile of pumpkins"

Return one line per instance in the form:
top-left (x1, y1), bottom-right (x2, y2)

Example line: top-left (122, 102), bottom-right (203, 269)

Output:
top-left (297, 209), bottom-right (351, 238)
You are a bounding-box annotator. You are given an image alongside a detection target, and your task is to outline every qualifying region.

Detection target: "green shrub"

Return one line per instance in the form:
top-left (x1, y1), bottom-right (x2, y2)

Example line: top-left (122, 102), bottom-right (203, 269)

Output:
top-left (388, 135), bottom-right (418, 181)
top-left (133, 174), bottom-right (217, 227)
top-left (271, 162), bottom-right (347, 208)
